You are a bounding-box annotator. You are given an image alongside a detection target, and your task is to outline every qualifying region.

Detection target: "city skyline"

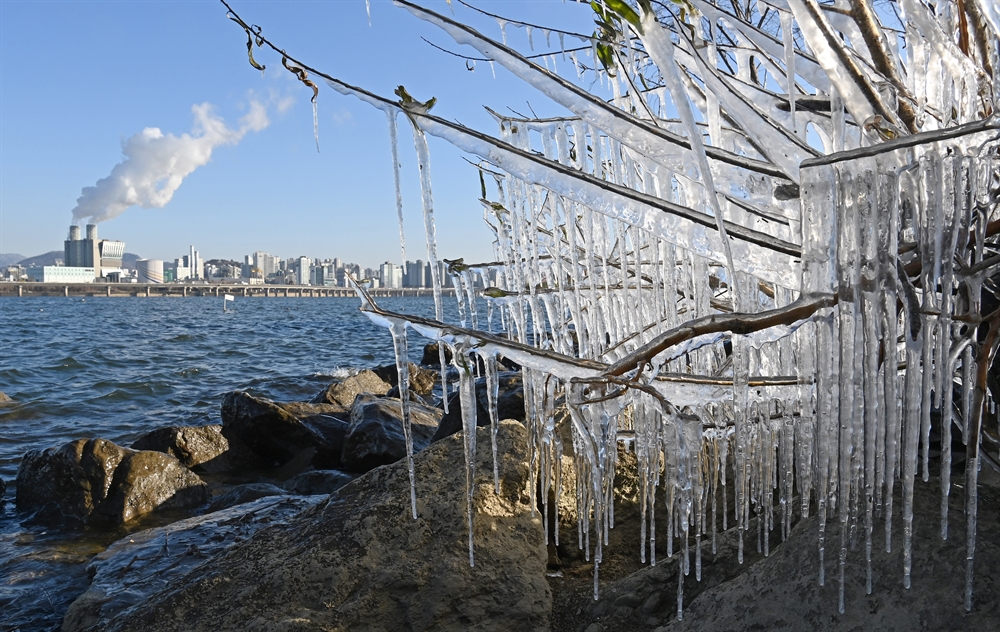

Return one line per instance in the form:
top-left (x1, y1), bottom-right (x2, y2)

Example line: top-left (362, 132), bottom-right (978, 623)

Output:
top-left (0, 1), bottom-right (597, 269)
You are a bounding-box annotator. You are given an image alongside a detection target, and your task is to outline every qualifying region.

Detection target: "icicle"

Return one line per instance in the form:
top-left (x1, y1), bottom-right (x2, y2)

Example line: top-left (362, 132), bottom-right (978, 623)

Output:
top-left (454, 344), bottom-right (479, 567)
top-left (780, 11), bottom-right (797, 136)
top-left (405, 120), bottom-right (450, 414)
top-left (386, 109), bottom-right (407, 264)
top-left (484, 352), bottom-right (501, 493)
top-left (365, 0), bottom-right (371, 26)
top-left (389, 320), bottom-right (418, 519)
top-left (312, 98), bottom-right (320, 153)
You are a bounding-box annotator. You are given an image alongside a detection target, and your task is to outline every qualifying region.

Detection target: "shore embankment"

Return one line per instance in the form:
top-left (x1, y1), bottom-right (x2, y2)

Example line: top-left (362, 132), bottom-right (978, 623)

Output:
top-left (0, 282), bottom-right (455, 298)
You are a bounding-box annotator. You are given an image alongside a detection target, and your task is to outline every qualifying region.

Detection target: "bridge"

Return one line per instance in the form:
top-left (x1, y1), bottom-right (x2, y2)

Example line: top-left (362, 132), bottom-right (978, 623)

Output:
top-left (0, 282), bottom-right (455, 299)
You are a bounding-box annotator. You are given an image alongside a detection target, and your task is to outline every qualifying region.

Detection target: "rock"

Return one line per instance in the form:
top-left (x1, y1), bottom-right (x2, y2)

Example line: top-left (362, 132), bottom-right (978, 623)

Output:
top-left (280, 469), bottom-right (354, 495)
top-left (420, 341), bottom-right (454, 366)
top-left (83, 421), bottom-right (550, 632)
top-left (208, 483), bottom-right (287, 512)
top-left (561, 479), bottom-right (1000, 632)
top-left (310, 370), bottom-right (390, 406)
top-left (16, 438), bottom-right (208, 528)
top-left (62, 495), bottom-right (324, 632)
top-left (0, 391), bottom-right (13, 405)
top-left (130, 425), bottom-right (228, 470)
top-left (221, 392), bottom-right (349, 468)
top-left (432, 372), bottom-right (525, 442)
top-left (385, 383), bottom-right (433, 406)
top-left (340, 394), bottom-right (442, 472)
top-left (373, 362), bottom-right (438, 396)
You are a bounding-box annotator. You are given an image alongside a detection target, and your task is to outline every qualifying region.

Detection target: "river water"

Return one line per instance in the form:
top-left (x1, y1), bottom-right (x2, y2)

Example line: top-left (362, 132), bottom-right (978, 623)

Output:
top-left (0, 294), bottom-right (462, 631)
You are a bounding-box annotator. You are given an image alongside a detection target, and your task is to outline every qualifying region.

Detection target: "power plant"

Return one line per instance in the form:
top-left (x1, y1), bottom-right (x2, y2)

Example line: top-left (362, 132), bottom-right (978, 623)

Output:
top-left (64, 224), bottom-right (125, 279)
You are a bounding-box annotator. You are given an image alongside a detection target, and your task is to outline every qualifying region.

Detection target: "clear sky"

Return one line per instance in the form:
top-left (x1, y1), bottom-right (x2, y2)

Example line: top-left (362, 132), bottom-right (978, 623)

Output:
top-left (0, 0), bottom-right (598, 268)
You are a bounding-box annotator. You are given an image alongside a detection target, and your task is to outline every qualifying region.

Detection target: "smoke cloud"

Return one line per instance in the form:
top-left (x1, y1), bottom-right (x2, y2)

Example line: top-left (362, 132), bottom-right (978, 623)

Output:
top-left (71, 101), bottom-right (269, 224)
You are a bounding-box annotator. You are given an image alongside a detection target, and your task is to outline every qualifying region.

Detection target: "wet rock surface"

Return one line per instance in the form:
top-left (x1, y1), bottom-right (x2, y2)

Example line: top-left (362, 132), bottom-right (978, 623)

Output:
top-left (340, 393), bottom-right (441, 472)
top-left (280, 469), bottom-right (354, 495)
top-left (62, 495), bottom-right (325, 632)
top-left (16, 438), bottom-right (209, 528)
top-left (373, 361), bottom-right (438, 396)
top-left (80, 421), bottom-right (550, 632)
top-left (207, 483), bottom-right (287, 512)
top-left (433, 372), bottom-right (525, 442)
top-left (221, 391), bottom-right (349, 468)
top-left (310, 369), bottom-right (391, 406)
top-left (130, 425), bottom-right (230, 470)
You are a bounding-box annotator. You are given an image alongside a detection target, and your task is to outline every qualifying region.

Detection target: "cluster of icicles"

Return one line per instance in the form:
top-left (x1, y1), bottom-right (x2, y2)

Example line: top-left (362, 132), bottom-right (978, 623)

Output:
top-left (357, 116), bottom-right (999, 619)
top-left (225, 0), bottom-right (1000, 619)
top-left (344, 3), bottom-right (999, 621)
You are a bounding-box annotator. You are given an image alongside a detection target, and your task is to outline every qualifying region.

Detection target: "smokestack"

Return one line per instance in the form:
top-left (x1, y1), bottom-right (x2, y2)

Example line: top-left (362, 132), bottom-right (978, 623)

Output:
top-left (86, 224), bottom-right (98, 241)
top-left (69, 225), bottom-right (81, 241)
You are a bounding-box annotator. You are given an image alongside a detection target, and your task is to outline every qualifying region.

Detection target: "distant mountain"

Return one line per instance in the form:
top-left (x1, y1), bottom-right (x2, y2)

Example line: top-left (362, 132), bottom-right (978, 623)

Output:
top-left (0, 253), bottom-right (26, 267)
top-left (4, 251), bottom-right (142, 269)
top-left (15, 251), bottom-right (63, 267)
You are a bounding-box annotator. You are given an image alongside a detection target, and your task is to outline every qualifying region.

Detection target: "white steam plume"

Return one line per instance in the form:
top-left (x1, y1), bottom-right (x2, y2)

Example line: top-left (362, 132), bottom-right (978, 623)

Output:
top-left (71, 101), bottom-right (269, 224)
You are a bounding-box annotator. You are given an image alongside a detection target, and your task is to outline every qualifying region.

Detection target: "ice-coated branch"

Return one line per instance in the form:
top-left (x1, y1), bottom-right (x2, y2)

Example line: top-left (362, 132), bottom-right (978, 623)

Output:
top-left (604, 291), bottom-right (837, 376)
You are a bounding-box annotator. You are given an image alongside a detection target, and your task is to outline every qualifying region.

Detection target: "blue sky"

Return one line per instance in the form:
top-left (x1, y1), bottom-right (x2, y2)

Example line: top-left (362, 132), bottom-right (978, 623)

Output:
top-left (0, 0), bottom-right (597, 267)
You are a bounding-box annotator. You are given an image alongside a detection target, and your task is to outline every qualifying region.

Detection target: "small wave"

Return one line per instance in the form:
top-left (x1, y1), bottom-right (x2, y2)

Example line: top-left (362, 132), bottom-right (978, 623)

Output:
top-left (42, 356), bottom-right (86, 371)
top-left (311, 366), bottom-right (355, 379)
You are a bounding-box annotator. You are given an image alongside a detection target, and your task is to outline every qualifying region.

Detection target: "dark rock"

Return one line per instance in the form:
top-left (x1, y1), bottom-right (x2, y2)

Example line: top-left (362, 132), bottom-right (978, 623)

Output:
top-left (130, 425), bottom-right (228, 470)
top-left (0, 477), bottom-right (6, 503)
top-left (432, 372), bottom-right (525, 442)
top-left (220, 392), bottom-right (349, 468)
top-left (420, 341), bottom-right (454, 366)
top-left (280, 470), bottom-right (354, 495)
top-left (84, 422), bottom-right (550, 632)
top-left (310, 369), bottom-right (390, 406)
top-left (373, 362), bottom-right (438, 396)
top-left (16, 438), bottom-right (208, 528)
top-left (340, 394), bottom-right (442, 472)
top-left (208, 483), bottom-right (287, 512)
top-left (62, 495), bottom-right (324, 632)
top-left (385, 384), bottom-right (433, 406)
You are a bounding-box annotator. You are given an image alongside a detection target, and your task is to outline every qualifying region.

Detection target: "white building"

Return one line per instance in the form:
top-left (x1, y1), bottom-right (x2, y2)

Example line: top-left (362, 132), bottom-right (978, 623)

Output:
top-left (379, 262), bottom-right (403, 289)
top-left (297, 256), bottom-right (311, 285)
top-left (25, 266), bottom-right (96, 283)
top-left (136, 259), bottom-right (164, 283)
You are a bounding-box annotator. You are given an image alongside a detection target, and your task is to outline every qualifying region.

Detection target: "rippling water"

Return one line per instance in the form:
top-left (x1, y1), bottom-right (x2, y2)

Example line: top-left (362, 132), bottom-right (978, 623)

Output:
top-left (0, 295), bottom-right (462, 631)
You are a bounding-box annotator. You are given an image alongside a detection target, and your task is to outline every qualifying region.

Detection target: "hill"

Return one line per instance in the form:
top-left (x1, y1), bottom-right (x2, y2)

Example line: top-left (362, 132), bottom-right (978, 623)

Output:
top-left (0, 253), bottom-right (26, 267)
top-left (4, 251), bottom-right (142, 269)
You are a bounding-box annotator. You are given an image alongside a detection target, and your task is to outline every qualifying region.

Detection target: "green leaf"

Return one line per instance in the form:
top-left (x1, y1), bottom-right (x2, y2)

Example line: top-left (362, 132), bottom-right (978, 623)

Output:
top-left (597, 42), bottom-right (616, 72)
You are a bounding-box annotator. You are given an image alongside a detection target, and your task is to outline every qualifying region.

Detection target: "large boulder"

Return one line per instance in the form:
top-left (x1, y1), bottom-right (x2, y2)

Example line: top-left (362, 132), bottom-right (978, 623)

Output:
top-left (310, 369), bottom-right (391, 406)
top-left (372, 361), bottom-right (438, 396)
top-left (16, 438), bottom-right (208, 528)
top-left (221, 392), bottom-right (349, 468)
top-left (63, 495), bottom-right (325, 632)
top-left (433, 372), bottom-right (525, 442)
top-left (80, 421), bottom-right (550, 632)
top-left (340, 394), bottom-right (442, 472)
top-left (130, 425), bottom-right (229, 470)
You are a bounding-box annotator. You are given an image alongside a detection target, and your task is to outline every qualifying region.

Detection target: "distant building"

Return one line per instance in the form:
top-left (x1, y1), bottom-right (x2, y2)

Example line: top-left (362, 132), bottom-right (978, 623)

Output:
top-left (136, 259), bottom-right (164, 283)
top-left (26, 265), bottom-right (96, 283)
top-left (64, 224), bottom-right (124, 279)
top-left (379, 262), bottom-right (403, 289)
top-left (297, 256), bottom-right (311, 285)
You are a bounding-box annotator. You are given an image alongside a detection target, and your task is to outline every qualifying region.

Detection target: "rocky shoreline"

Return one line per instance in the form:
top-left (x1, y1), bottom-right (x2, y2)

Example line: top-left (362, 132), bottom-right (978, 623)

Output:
top-left (3, 350), bottom-right (998, 631)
